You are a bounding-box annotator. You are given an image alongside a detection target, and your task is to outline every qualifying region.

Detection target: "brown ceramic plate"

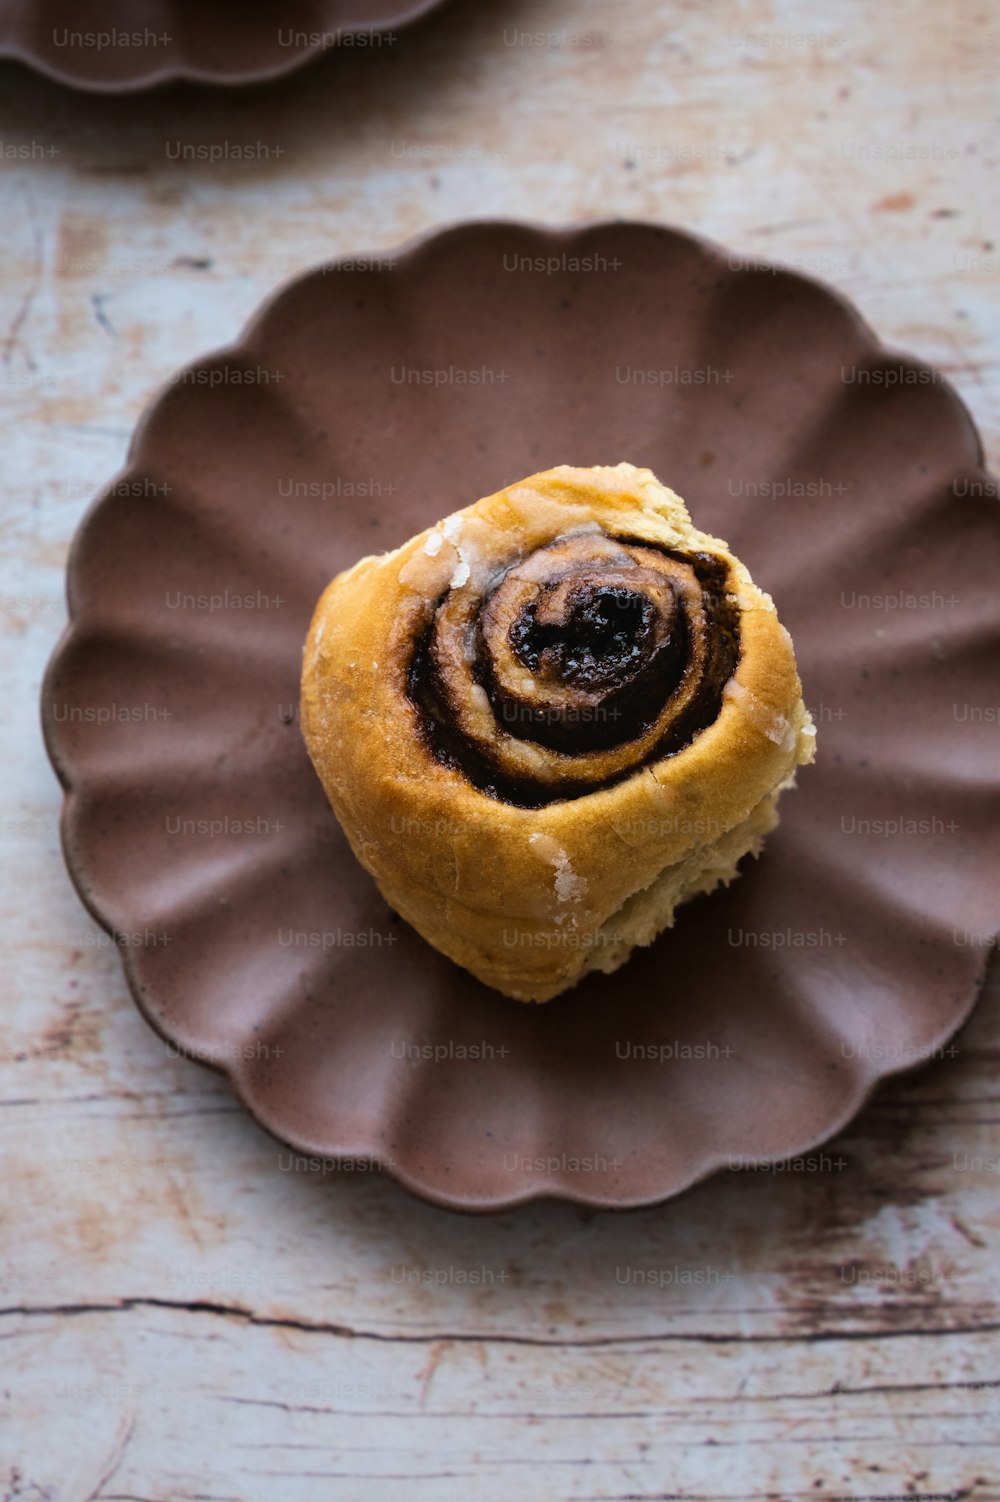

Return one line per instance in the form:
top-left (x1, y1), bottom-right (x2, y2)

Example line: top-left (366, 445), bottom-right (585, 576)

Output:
top-left (0, 0), bottom-right (449, 91)
top-left (42, 221), bottom-right (1000, 1211)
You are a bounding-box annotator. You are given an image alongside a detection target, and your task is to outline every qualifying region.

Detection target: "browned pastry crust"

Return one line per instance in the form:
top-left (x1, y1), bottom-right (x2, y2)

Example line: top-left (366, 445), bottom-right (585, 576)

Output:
top-left (301, 464), bottom-right (815, 1001)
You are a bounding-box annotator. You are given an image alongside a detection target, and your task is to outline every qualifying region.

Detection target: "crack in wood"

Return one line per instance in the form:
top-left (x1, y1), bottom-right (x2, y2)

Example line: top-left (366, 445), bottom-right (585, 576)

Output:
top-left (3, 1298), bottom-right (1000, 1349)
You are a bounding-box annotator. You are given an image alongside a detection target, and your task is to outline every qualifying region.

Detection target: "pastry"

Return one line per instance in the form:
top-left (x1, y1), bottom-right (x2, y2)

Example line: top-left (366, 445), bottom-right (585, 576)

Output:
top-left (301, 463), bottom-right (815, 1002)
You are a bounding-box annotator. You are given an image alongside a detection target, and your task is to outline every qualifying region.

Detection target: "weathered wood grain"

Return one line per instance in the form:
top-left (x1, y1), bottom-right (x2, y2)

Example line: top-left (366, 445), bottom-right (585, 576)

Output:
top-left (1, 0), bottom-right (998, 1495)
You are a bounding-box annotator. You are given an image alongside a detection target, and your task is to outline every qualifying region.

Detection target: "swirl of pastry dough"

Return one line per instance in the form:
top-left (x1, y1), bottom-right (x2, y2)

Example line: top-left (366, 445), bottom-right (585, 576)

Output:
top-left (409, 531), bottom-right (739, 806)
top-left (302, 463), bottom-right (815, 1001)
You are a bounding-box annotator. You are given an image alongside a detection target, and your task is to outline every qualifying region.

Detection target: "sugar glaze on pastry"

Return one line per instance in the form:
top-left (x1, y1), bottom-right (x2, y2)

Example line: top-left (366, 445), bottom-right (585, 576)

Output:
top-left (301, 464), bottom-right (815, 1002)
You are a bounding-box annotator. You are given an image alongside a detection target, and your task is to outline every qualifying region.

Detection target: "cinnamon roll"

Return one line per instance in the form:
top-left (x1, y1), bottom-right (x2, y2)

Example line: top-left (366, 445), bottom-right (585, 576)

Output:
top-left (301, 464), bottom-right (815, 1002)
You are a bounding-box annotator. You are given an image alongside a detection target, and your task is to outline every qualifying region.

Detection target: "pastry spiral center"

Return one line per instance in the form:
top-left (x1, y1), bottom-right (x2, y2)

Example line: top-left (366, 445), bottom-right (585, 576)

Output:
top-left (480, 539), bottom-right (689, 752)
top-left (408, 529), bottom-right (738, 805)
top-left (513, 587), bottom-right (663, 686)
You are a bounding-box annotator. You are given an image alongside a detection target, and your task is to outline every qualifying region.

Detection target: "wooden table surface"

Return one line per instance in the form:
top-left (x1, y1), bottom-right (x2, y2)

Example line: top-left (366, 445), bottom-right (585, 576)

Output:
top-left (2, 0), bottom-right (999, 1495)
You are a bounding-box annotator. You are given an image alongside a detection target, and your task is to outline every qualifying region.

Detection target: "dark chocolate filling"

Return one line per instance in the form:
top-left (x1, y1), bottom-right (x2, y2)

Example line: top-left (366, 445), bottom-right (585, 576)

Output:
top-left (407, 537), bottom-right (740, 808)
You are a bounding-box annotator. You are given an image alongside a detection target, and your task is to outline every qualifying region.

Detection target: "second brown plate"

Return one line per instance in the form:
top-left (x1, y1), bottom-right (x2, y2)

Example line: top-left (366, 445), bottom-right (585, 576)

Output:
top-left (43, 221), bottom-right (1000, 1210)
top-left (0, 0), bottom-right (449, 91)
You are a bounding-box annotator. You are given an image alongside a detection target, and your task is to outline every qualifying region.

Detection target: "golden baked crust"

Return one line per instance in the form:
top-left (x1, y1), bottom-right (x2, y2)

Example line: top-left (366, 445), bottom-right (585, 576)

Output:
top-left (301, 463), bottom-right (815, 1001)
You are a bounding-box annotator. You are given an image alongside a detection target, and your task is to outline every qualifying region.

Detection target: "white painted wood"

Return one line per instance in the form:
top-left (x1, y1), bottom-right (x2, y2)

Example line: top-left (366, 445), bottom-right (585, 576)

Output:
top-left (2, 0), bottom-right (999, 1495)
